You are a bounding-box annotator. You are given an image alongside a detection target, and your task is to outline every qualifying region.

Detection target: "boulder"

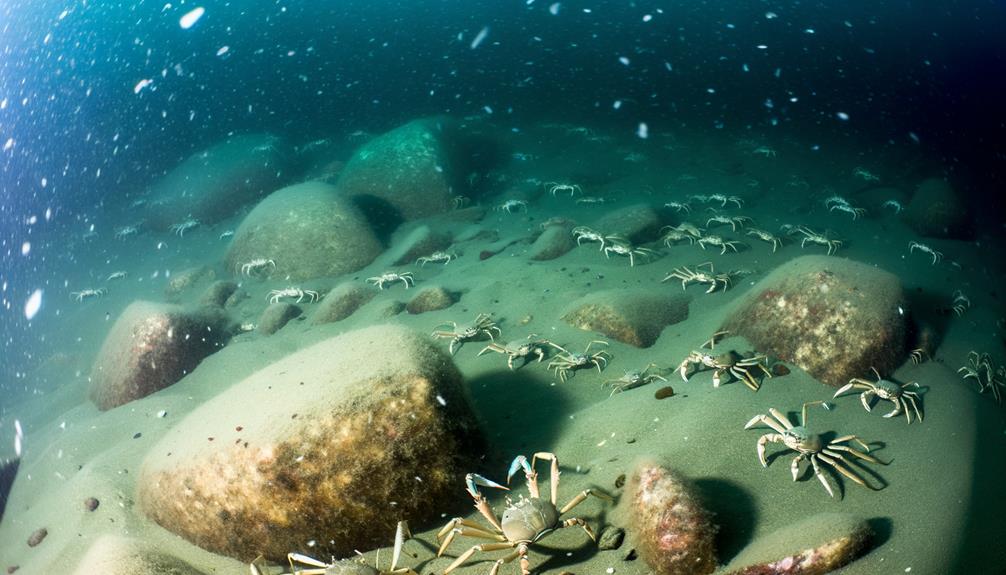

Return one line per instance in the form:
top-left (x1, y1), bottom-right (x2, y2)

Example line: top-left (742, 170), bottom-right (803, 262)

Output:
top-left (387, 225), bottom-right (453, 266)
top-left (311, 282), bottom-right (375, 325)
top-left (903, 178), bottom-right (971, 239)
top-left (89, 302), bottom-right (232, 411)
top-left (164, 266), bottom-right (216, 302)
top-left (593, 203), bottom-right (662, 244)
top-left (71, 535), bottom-right (205, 575)
top-left (562, 289), bottom-right (689, 348)
top-left (336, 118), bottom-right (469, 221)
top-left (145, 134), bottom-right (291, 231)
top-left (199, 280), bottom-right (239, 308)
top-left (529, 220), bottom-right (575, 261)
top-left (721, 256), bottom-right (907, 387)
top-left (622, 460), bottom-right (718, 575)
top-left (225, 181), bottom-right (382, 282)
top-left (136, 324), bottom-right (484, 561)
top-left (406, 286), bottom-right (459, 314)
top-left (721, 513), bottom-right (871, 575)
top-left (257, 303), bottom-right (302, 335)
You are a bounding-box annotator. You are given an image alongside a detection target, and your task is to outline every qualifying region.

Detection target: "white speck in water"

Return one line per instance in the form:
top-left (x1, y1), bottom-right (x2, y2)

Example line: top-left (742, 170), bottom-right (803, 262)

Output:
top-left (435, 394), bottom-right (447, 406)
top-left (24, 289), bottom-right (42, 320)
top-left (21, 242), bottom-right (30, 255)
top-left (179, 7), bottom-right (205, 29)
top-left (483, 105), bottom-right (493, 114)
top-left (606, 568), bottom-right (615, 574)
top-left (134, 78), bottom-right (153, 94)
top-left (618, 56), bottom-right (630, 66)
top-left (549, 3), bottom-right (561, 15)
top-left (470, 26), bottom-right (489, 49)
top-left (636, 122), bottom-right (648, 139)
top-left (837, 111), bottom-right (850, 121)
top-left (157, 410), bottom-right (168, 418)
top-left (216, 46), bottom-right (229, 56)
top-left (642, 14), bottom-right (652, 22)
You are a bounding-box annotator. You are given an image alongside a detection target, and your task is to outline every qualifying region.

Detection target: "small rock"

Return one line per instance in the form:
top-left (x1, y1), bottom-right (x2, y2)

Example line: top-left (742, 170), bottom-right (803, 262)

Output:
top-left (903, 177), bottom-right (971, 239)
top-left (27, 527), bottom-right (47, 547)
top-left (312, 282), bottom-right (375, 325)
top-left (379, 301), bottom-right (407, 318)
top-left (529, 220), bottom-right (576, 261)
top-left (562, 289), bottom-right (689, 348)
top-left (199, 280), bottom-right (239, 308)
top-left (84, 497), bottom-right (100, 512)
top-left (257, 302), bottom-right (302, 335)
top-left (7, 565), bottom-right (19, 574)
top-left (654, 386), bottom-right (675, 400)
top-left (164, 266), bottom-right (216, 302)
top-left (598, 526), bottom-right (625, 550)
top-left (406, 286), bottom-right (459, 314)
top-left (771, 364), bottom-right (791, 377)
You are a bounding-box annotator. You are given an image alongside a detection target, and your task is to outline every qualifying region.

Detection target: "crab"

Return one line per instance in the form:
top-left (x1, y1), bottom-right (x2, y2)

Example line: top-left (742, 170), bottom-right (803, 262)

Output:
top-left (908, 241), bottom-right (942, 265)
top-left (250, 520), bottom-right (417, 575)
top-left (545, 182), bottom-right (582, 197)
top-left (958, 351), bottom-right (1004, 404)
top-left (417, 251), bottom-right (458, 266)
top-left (268, 287), bottom-right (320, 304)
top-left (662, 262), bottom-right (734, 294)
top-left (746, 228), bottom-right (783, 252)
top-left (571, 226), bottom-right (608, 250)
top-left (751, 146), bottom-right (777, 158)
top-left (660, 228), bottom-right (695, 247)
top-left (239, 258), bottom-right (276, 276)
top-left (169, 218), bottom-right (200, 237)
top-left (795, 226), bottom-right (843, 255)
top-left (666, 222), bottom-right (703, 240)
top-left (706, 194), bottom-right (745, 208)
top-left (367, 272), bottom-right (415, 290)
top-left (603, 363), bottom-right (667, 396)
top-left (696, 235), bottom-right (744, 255)
top-left (829, 202), bottom-right (867, 220)
top-left (852, 167), bottom-right (881, 182)
top-left (113, 225), bottom-right (140, 239)
top-left (951, 290), bottom-right (970, 316)
top-left (547, 340), bottom-right (611, 382)
top-left (706, 214), bottom-right (752, 231)
top-left (663, 201), bottom-right (691, 213)
top-left (834, 367), bottom-right (923, 424)
top-left (106, 271), bottom-right (128, 281)
top-left (744, 401), bottom-right (886, 498)
top-left (678, 349), bottom-right (771, 391)
top-left (436, 452), bottom-right (613, 575)
top-left (575, 196), bottom-right (607, 205)
top-left (478, 335), bottom-right (555, 370)
top-left (497, 199), bottom-right (529, 214)
top-left (881, 200), bottom-right (903, 214)
top-left (71, 288), bottom-right (107, 302)
top-left (433, 313), bottom-right (502, 355)
top-left (602, 238), bottom-right (658, 267)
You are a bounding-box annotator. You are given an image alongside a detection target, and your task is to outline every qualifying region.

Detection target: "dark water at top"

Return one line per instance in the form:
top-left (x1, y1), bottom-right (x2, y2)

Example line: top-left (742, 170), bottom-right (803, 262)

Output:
top-left (1, 1), bottom-right (1004, 386)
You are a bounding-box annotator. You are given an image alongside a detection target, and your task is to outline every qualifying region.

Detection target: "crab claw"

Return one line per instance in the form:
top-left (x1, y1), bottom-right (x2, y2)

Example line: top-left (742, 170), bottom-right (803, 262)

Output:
top-left (507, 455), bottom-right (533, 484)
top-left (465, 473), bottom-right (508, 498)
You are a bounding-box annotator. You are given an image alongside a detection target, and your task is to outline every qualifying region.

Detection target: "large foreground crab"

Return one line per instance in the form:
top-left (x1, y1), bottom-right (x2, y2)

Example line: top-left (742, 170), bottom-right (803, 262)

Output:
top-left (744, 401), bottom-right (886, 498)
top-left (677, 349), bottom-right (772, 391)
top-left (834, 367), bottom-right (923, 424)
top-left (250, 520), bottom-right (417, 575)
top-left (437, 452), bottom-right (613, 575)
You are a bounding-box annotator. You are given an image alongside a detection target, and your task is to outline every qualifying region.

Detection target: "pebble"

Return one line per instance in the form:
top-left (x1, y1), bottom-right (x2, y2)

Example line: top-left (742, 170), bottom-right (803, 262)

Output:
top-left (26, 527), bottom-right (47, 547)
top-left (84, 497), bottom-right (100, 511)
top-left (654, 386), bottom-right (675, 399)
top-left (598, 526), bottom-right (625, 550)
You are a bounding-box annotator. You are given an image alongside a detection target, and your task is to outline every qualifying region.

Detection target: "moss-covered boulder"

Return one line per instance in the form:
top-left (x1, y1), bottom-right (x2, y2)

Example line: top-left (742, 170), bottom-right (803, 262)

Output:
top-left (721, 513), bottom-right (872, 575)
top-left (406, 285), bottom-right (459, 314)
top-left (562, 289), bottom-right (689, 348)
top-left (722, 256), bottom-right (906, 387)
top-left (89, 302), bottom-right (232, 411)
top-left (257, 302), bottom-right (302, 335)
top-left (903, 178), bottom-right (971, 239)
top-left (136, 324), bottom-right (483, 561)
top-left (337, 118), bottom-right (483, 221)
top-left (225, 181), bottom-right (382, 282)
top-left (529, 219), bottom-right (576, 261)
top-left (622, 460), bottom-right (718, 575)
top-left (145, 134), bottom-right (291, 231)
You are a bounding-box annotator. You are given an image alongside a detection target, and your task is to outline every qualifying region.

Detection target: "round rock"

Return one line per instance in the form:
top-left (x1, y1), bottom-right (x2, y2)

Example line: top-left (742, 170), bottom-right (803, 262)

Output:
top-left (562, 289), bottom-right (689, 348)
top-left (136, 324), bottom-right (484, 561)
top-left (311, 282), bottom-right (375, 325)
top-left (225, 181), bottom-right (382, 282)
top-left (903, 177), bottom-right (971, 239)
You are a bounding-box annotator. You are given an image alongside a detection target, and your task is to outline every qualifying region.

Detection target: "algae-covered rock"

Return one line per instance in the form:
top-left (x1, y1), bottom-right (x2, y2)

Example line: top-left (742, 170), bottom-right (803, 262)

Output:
top-left (562, 289), bottom-right (689, 348)
top-left (89, 302), bottom-right (232, 411)
top-left (721, 513), bottom-right (872, 575)
top-left (225, 181), bottom-right (382, 282)
top-left (622, 460), bottom-right (717, 575)
top-left (722, 256), bottom-right (906, 387)
top-left (903, 177), bottom-right (971, 239)
top-left (593, 203), bottom-right (663, 244)
top-left (257, 302), bottom-right (302, 335)
top-left (164, 266), bottom-right (216, 302)
top-left (311, 282), bottom-right (375, 325)
top-left (136, 324), bottom-right (483, 561)
top-left (71, 535), bottom-right (206, 575)
top-left (529, 220), bottom-right (576, 261)
top-left (199, 280), bottom-right (239, 308)
top-left (337, 118), bottom-right (463, 221)
top-left (145, 133), bottom-right (291, 231)
top-left (406, 286), bottom-right (459, 314)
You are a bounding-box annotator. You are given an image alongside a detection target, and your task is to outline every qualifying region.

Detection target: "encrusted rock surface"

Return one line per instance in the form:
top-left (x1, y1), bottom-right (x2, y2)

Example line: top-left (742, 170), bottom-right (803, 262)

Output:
top-left (137, 324), bottom-right (483, 561)
top-left (722, 256), bottom-right (906, 387)
top-left (562, 289), bottom-right (689, 348)
top-left (257, 302), bottom-right (302, 335)
top-left (406, 286), bottom-right (459, 314)
top-left (89, 302), bottom-right (232, 411)
top-left (311, 282), bottom-right (375, 325)
top-left (529, 219), bottom-right (576, 261)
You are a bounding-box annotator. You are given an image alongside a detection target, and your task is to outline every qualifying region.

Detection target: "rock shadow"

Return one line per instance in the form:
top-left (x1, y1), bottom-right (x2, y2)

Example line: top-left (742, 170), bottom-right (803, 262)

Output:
top-left (0, 457), bottom-right (18, 522)
top-left (692, 478), bottom-right (757, 564)
top-left (350, 194), bottom-right (404, 245)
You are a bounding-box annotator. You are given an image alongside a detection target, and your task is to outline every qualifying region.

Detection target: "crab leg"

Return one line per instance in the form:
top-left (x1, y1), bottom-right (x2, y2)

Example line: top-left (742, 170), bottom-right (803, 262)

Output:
top-left (560, 517), bottom-right (598, 541)
top-left (391, 520), bottom-right (411, 571)
top-left (790, 453), bottom-right (806, 481)
top-left (817, 452), bottom-right (878, 491)
top-left (533, 452), bottom-right (560, 504)
top-left (464, 473), bottom-right (508, 531)
top-left (443, 542), bottom-right (516, 575)
top-left (754, 433), bottom-right (786, 466)
top-left (808, 455), bottom-right (836, 497)
top-left (768, 408), bottom-right (794, 430)
top-left (743, 414), bottom-right (787, 435)
top-left (882, 399), bottom-right (904, 419)
top-left (507, 455), bottom-right (539, 499)
top-left (437, 523), bottom-right (507, 558)
top-left (800, 400), bottom-right (827, 427)
top-left (560, 488), bottom-right (615, 515)
top-left (488, 547), bottom-right (524, 575)
top-left (904, 393), bottom-right (923, 422)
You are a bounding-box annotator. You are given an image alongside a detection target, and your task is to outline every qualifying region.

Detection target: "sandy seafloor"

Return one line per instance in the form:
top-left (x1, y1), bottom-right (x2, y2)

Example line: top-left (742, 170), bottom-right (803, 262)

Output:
top-left (1, 123), bottom-right (1005, 574)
